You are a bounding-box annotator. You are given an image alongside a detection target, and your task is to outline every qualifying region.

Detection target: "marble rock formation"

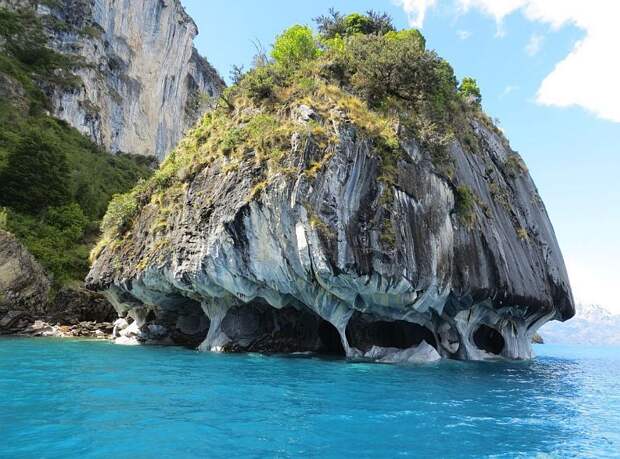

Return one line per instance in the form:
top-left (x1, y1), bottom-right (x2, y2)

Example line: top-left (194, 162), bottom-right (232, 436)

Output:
top-left (88, 101), bottom-right (574, 361)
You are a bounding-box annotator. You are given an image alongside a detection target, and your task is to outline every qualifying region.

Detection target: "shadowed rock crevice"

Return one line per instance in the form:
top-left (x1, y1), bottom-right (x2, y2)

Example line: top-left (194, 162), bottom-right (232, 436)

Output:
top-left (108, 291), bottom-right (210, 347)
top-left (346, 312), bottom-right (437, 353)
top-left (220, 302), bottom-right (346, 356)
top-left (473, 324), bottom-right (505, 355)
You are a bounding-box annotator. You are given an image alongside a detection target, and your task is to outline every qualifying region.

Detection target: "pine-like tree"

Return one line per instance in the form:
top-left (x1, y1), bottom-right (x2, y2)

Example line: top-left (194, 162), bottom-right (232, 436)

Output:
top-left (0, 129), bottom-right (70, 213)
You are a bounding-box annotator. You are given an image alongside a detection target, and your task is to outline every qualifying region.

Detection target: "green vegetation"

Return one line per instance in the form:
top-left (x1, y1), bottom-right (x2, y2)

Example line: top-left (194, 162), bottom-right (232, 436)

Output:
top-left (271, 25), bottom-right (319, 69)
top-left (0, 208), bottom-right (8, 231)
top-left (455, 185), bottom-right (477, 227)
top-left (504, 153), bottom-right (528, 177)
top-left (516, 227), bottom-right (529, 241)
top-left (314, 9), bottom-right (395, 39)
top-left (0, 128), bottom-right (71, 213)
top-left (0, 8), bottom-right (80, 113)
top-left (458, 77), bottom-right (482, 106)
top-left (95, 10), bottom-right (507, 261)
top-left (0, 6), bottom-right (152, 285)
top-left (0, 106), bottom-right (152, 285)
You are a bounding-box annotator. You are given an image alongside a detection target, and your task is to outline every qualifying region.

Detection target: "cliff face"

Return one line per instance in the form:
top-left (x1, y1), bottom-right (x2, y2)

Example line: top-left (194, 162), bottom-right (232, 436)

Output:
top-left (87, 99), bottom-right (574, 361)
top-left (0, 230), bottom-right (50, 315)
top-left (3, 0), bottom-right (224, 158)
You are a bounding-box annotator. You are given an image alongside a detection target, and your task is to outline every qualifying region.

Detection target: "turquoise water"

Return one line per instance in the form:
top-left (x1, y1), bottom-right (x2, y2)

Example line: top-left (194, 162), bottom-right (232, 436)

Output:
top-left (1, 339), bottom-right (619, 458)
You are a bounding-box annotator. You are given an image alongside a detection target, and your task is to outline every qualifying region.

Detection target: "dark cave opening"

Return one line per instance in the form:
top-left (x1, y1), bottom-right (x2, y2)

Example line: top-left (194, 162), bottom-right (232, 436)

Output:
top-left (345, 312), bottom-right (437, 353)
top-left (145, 310), bottom-right (157, 322)
top-left (473, 324), bottom-right (505, 355)
top-left (143, 297), bottom-right (210, 348)
top-left (318, 319), bottom-right (345, 355)
top-left (219, 301), bottom-right (346, 356)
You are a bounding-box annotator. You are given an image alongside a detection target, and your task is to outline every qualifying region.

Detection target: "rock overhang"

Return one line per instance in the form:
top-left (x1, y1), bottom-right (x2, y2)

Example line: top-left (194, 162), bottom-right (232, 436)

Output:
top-left (87, 117), bottom-right (574, 361)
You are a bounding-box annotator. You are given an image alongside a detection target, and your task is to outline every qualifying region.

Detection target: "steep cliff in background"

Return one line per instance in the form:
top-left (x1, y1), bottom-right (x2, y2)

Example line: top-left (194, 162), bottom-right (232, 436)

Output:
top-left (2, 0), bottom-right (224, 158)
top-left (87, 18), bottom-right (574, 361)
top-left (0, 0), bottom-right (222, 326)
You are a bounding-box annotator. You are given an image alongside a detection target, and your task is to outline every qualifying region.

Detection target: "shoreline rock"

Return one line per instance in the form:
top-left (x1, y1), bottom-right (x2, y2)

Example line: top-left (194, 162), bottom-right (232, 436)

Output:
top-left (0, 313), bottom-right (114, 339)
top-left (0, 230), bottom-right (51, 315)
top-left (1, 232), bottom-right (118, 339)
top-left (88, 107), bottom-right (574, 363)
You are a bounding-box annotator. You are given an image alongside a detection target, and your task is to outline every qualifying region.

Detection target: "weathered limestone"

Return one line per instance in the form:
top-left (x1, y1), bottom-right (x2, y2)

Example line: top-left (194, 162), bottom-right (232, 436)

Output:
top-left (88, 106), bottom-right (575, 362)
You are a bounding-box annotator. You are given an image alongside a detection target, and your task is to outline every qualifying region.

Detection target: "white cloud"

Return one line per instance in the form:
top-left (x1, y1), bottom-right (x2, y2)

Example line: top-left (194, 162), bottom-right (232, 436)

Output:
top-left (456, 29), bottom-right (471, 39)
top-left (500, 84), bottom-right (519, 98)
top-left (395, 0), bottom-right (620, 123)
top-left (566, 257), bottom-right (619, 314)
top-left (393, 0), bottom-right (437, 28)
top-left (525, 32), bottom-right (544, 56)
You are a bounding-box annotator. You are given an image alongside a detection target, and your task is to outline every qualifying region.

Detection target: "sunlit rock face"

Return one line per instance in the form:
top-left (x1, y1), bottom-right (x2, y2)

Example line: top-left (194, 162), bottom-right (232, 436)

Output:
top-left (87, 109), bottom-right (574, 362)
top-left (0, 230), bottom-right (50, 315)
top-left (5, 0), bottom-right (224, 158)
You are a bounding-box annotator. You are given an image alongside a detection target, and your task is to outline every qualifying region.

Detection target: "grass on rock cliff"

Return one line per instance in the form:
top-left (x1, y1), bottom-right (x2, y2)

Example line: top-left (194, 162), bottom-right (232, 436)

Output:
top-left (94, 10), bottom-right (513, 262)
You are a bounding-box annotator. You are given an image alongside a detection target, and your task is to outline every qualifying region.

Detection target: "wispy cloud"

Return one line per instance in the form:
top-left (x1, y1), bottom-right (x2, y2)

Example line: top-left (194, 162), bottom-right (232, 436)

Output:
top-left (456, 29), bottom-right (471, 40)
top-left (525, 33), bottom-right (544, 56)
top-left (500, 85), bottom-right (519, 98)
top-left (394, 0), bottom-right (620, 123)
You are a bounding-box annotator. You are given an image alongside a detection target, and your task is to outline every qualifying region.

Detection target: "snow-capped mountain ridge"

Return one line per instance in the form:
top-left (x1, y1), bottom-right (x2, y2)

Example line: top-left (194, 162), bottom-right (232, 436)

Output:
top-left (541, 304), bottom-right (620, 345)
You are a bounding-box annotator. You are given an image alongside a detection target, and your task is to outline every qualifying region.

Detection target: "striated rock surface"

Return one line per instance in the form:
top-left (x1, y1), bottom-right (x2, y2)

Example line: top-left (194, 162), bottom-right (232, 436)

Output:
top-left (2, 0), bottom-right (224, 158)
top-left (48, 287), bottom-right (117, 324)
top-left (86, 18), bottom-right (574, 361)
top-left (87, 101), bottom-right (574, 361)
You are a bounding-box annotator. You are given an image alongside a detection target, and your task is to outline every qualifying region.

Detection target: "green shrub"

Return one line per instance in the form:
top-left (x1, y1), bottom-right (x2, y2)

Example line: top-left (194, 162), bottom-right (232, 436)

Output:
top-left (0, 208), bottom-right (7, 230)
top-left (240, 66), bottom-right (277, 102)
top-left (6, 204), bottom-right (90, 284)
top-left (516, 227), bottom-right (529, 241)
top-left (341, 29), bottom-right (453, 114)
top-left (100, 192), bottom-right (140, 237)
top-left (455, 185), bottom-right (477, 227)
top-left (220, 127), bottom-right (246, 154)
top-left (271, 25), bottom-right (319, 69)
top-left (504, 153), bottom-right (528, 177)
top-left (315, 9), bottom-right (395, 39)
top-left (458, 77), bottom-right (482, 105)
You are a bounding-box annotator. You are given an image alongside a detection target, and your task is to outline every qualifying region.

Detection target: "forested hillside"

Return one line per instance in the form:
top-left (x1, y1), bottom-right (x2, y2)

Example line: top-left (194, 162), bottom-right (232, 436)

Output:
top-left (0, 6), bottom-right (152, 287)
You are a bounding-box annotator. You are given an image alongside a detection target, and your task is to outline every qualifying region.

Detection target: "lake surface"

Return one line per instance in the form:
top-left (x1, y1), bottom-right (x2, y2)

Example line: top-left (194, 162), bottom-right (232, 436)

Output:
top-left (1, 338), bottom-right (618, 458)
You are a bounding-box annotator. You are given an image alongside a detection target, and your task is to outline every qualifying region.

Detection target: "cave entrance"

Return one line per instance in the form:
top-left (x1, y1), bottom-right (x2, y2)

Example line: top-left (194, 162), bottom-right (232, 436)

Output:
top-left (345, 312), bottom-right (437, 353)
top-left (473, 325), bottom-right (505, 355)
top-left (146, 297), bottom-right (210, 348)
top-left (220, 301), bottom-right (346, 356)
top-left (318, 320), bottom-right (345, 355)
top-left (145, 310), bottom-right (157, 322)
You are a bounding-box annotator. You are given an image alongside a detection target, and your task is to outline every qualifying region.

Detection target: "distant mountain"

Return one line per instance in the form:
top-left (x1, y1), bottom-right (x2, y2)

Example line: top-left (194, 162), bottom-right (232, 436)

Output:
top-left (540, 304), bottom-right (620, 345)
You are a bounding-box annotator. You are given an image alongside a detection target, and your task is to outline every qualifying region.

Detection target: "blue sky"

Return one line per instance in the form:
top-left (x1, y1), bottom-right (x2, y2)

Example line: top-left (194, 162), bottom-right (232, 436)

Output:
top-left (181, 0), bottom-right (620, 313)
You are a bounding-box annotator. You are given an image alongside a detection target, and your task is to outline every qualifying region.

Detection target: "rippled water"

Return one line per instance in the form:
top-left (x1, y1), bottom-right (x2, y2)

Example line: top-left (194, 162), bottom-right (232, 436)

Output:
top-left (0, 339), bottom-right (618, 458)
